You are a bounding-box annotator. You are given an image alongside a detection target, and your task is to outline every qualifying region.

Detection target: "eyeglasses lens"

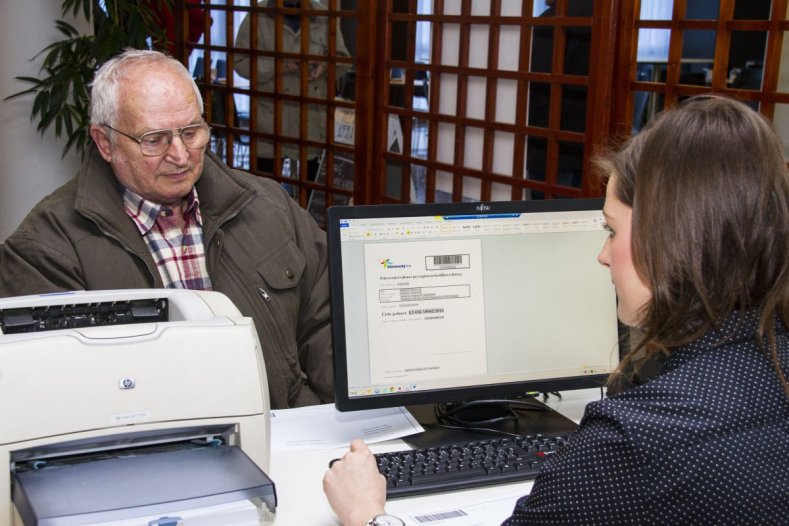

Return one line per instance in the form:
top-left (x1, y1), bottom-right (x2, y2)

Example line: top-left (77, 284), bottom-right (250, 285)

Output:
top-left (139, 124), bottom-right (211, 156)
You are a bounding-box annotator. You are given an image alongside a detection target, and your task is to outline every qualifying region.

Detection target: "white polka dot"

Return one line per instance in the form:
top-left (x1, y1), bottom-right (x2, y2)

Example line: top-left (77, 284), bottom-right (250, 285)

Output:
top-left (502, 310), bottom-right (789, 525)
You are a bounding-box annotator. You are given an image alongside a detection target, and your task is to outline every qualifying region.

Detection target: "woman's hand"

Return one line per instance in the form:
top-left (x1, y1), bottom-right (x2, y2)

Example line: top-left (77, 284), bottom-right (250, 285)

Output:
top-left (323, 439), bottom-right (388, 526)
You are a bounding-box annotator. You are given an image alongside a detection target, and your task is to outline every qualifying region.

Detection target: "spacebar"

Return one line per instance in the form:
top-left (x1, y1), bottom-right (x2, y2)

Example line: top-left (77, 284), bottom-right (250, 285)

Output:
top-left (409, 467), bottom-right (489, 485)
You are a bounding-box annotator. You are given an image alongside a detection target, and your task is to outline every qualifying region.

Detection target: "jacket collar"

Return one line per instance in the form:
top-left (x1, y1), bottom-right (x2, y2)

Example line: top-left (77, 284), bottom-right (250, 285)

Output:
top-left (194, 150), bottom-right (258, 241)
top-left (75, 146), bottom-right (142, 248)
top-left (75, 146), bottom-right (257, 247)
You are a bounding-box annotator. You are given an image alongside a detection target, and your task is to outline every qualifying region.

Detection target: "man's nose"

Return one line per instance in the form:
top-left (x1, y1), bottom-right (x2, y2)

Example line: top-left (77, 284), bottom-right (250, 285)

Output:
top-left (165, 133), bottom-right (190, 163)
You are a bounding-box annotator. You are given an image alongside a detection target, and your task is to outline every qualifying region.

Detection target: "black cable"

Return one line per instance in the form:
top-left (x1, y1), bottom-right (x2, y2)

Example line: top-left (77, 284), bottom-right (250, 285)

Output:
top-left (434, 397), bottom-right (548, 427)
top-left (433, 422), bottom-right (526, 439)
top-left (540, 391), bottom-right (562, 402)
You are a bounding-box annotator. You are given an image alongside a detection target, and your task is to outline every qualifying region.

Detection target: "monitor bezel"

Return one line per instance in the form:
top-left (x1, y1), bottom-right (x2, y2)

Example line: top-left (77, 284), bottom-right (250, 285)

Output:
top-left (326, 198), bottom-right (616, 412)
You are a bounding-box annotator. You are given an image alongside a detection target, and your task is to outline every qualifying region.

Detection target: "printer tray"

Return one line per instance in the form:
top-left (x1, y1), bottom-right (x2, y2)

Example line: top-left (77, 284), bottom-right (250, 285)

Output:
top-left (13, 445), bottom-right (276, 526)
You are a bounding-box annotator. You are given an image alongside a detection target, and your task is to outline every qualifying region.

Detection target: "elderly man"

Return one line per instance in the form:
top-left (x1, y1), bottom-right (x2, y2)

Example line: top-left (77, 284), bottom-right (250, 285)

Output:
top-left (0, 49), bottom-right (332, 409)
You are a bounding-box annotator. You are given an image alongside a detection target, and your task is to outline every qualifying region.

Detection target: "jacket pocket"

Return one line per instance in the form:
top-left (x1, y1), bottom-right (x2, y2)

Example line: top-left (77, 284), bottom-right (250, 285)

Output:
top-left (256, 240), bottom-right (306, 291)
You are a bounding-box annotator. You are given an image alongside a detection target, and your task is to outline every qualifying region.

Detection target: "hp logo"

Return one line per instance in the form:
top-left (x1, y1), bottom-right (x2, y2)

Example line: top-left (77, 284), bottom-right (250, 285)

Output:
top-left (119, 378), bottom-right (136, 390)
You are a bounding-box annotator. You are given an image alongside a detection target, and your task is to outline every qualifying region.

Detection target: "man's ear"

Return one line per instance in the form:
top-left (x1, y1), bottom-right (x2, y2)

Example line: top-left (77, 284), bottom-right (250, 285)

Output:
top-left (89, 124), bottom-right (113, 163)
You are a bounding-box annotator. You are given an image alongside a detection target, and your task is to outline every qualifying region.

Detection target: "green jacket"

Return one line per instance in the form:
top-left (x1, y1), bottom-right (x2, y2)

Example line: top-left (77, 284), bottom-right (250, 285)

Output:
top-left (0, 148), bottom-right (333, 409)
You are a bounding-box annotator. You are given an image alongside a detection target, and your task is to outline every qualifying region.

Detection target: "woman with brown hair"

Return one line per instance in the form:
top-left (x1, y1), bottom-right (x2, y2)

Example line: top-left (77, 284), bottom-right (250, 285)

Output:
top-left (323, 95), bottom-right (789, 525)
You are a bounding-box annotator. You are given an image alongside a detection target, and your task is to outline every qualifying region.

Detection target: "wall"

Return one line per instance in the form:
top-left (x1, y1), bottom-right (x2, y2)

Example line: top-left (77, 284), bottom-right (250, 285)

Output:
top-left (0, 1), bottom-right (86, 241)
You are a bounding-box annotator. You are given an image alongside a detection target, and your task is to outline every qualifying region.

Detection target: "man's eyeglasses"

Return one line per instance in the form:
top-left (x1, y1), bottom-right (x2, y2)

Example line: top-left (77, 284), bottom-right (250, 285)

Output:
top-left (103, 121), bottom-right (212, 157)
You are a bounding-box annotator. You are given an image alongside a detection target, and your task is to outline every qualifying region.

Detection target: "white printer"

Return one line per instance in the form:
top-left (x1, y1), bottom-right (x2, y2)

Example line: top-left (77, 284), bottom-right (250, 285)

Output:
top-left (0, 289), bottom-right (275, 525)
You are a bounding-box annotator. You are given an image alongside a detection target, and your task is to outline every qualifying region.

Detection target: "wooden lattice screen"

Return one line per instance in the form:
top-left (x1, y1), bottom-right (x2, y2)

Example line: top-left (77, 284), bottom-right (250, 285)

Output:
top-left (174, 0), bottom-right (788, 220)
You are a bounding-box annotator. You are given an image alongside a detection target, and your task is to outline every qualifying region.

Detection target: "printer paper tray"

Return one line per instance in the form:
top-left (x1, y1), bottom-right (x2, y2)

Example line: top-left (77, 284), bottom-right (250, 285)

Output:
top-left (13, 445), bottom-right (276, 526)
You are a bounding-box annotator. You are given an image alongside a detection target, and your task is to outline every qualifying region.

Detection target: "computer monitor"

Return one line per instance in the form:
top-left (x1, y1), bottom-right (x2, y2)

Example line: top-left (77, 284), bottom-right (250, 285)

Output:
top-left (326, 199), bottom-right (620, 417)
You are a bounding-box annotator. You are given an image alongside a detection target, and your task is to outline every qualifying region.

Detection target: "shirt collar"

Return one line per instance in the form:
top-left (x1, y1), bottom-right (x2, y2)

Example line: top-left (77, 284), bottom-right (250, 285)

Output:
top-left (123, 187), bottom-right (203, 235)
top-left (660, 309), bottom-right (785, 374)
top-left (266, 0), bottom-right (316, 23)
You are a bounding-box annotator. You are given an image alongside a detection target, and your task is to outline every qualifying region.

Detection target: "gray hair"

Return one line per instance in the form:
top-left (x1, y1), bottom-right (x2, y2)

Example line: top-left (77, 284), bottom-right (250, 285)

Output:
top-left (89, 48), bottom-right (204, 127)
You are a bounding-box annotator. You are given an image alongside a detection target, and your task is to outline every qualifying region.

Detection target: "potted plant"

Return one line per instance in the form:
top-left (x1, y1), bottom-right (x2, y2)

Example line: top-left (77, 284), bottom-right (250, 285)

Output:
top-left (6, 0), bottom-right (172, 157)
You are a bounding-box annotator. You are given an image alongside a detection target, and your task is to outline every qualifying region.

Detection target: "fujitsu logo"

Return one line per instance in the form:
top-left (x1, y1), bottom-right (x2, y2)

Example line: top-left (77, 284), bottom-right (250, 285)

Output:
top-left (475, 204), bottom-right (491, 212)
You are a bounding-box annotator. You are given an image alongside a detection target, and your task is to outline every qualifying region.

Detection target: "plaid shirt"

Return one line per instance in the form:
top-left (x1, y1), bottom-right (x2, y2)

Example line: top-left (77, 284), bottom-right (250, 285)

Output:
top-left (123, 187), bottom-right (213, 290)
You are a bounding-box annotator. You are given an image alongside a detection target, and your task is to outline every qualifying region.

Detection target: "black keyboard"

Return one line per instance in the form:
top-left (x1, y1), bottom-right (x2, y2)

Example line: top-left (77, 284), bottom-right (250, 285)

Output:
top-left (375, 432), bottom-right (574, 498)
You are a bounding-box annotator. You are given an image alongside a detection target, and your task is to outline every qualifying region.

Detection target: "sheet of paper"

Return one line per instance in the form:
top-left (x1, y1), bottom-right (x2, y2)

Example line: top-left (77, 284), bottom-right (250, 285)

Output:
top-left (391, 491), bottom-right (527, 526)
top-left (363, 239), bottom-right (488, 386)
top-left (87, 499), bottom-right (268, 526)
top-left (270, 404), bottom-right (424, 450)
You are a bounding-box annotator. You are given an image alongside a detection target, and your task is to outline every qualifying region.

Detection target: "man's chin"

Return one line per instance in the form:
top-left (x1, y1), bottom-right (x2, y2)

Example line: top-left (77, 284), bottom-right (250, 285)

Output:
top-left (156, 183), bottom-right (195, 205)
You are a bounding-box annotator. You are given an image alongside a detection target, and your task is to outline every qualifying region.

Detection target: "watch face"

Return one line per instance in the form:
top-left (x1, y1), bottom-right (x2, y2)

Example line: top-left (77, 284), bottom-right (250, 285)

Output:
top-left (372, 514), bottom-right (405, 526)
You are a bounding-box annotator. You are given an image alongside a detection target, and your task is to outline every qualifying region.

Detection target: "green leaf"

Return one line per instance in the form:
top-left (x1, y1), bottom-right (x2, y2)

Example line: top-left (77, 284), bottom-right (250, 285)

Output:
top-left (53, 20), bottom-right (80, 38)
top-left (13, 0), bottom-right (177, 158)
top-left (61, 0), bottom-right (91, 21)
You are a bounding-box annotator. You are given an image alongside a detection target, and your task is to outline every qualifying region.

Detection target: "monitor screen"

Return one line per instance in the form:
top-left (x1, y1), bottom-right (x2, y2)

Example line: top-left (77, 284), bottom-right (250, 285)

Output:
top-left (326, 199), bottom-right (620, 412)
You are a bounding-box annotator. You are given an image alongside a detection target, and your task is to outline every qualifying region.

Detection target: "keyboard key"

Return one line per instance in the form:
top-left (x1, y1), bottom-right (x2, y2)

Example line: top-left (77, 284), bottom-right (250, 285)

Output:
top-left (376, 431), bottom-right (574, 498)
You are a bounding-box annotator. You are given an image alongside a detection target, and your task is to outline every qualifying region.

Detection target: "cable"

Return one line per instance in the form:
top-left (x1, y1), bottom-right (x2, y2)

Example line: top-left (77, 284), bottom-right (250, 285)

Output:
top-left (542, 391), bottom-right (562, 401)
top-left (433, 422), bottom-right (526, 439)
top-left (434, 397), bottom-right (549, 427)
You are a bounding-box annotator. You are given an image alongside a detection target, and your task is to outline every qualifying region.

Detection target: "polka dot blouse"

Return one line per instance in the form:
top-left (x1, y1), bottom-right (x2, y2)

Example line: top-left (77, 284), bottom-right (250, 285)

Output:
top-left (502, 310), bottom-right (789, 525)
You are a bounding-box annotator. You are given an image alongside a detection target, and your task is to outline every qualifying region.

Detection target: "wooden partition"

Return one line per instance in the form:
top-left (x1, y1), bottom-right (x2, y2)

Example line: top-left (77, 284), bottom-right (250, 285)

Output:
top-left (612, 0), bottom-right (789, 135)
top-left (174, 0), bottom-right (788, 219)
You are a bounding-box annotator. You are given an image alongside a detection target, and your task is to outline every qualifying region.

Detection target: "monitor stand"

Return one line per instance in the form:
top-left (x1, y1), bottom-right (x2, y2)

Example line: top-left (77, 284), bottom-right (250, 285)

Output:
top-left (402, 399), bottom-right (579, 450)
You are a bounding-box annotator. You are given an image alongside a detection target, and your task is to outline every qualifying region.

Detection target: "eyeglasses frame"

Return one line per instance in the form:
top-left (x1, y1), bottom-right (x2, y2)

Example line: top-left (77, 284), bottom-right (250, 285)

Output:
top-left (102, 121), bottom-right (212, 156)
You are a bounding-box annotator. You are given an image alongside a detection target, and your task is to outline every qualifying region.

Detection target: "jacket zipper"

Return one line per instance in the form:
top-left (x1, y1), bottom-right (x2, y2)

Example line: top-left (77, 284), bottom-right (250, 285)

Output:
top-left (256, 285), bottom-right (297, 370)
top-left (203, 192), bottom-right (255, 249)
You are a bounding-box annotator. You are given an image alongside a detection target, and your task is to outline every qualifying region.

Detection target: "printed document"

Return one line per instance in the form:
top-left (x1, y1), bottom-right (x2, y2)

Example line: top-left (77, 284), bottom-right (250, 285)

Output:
top-left (89, 500), bottom-right (269, 526)
top-left (388, 490), bottom-right (529, 526)
top-left (363, 239), bottom-right (487, 385)
top-left (270, 404), bottom-right (423, 450)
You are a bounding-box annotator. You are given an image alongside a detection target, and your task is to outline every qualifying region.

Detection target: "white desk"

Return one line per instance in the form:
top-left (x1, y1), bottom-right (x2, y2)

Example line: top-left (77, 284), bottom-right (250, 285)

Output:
top-left (267, 389), bottom-right (601, 525)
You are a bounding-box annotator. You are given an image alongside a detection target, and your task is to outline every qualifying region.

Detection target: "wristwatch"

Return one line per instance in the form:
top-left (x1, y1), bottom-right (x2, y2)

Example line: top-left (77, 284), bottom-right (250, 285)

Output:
top-left (365, 514), bottom-right (405, 526)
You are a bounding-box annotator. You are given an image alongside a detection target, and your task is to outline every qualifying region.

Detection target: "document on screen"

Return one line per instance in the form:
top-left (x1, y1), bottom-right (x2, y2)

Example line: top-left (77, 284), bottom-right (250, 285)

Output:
top-left (363, 239), bottom-right (487, 385)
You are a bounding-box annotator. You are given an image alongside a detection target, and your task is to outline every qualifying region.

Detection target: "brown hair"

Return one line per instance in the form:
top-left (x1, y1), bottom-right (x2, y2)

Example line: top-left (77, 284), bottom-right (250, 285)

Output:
top-left (597, 95), bottom-right (789, 394)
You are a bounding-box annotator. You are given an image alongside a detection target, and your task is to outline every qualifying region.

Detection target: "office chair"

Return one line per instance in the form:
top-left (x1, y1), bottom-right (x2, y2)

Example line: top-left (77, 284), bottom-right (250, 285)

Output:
top-left (414, 69), bottom-right (429, 99)
top-left (214, 59), bottom-right (227, 83)
top-left (339, 70), bottom-right (356, 100)
top-left (414, 69), bottom-right (429, 111)
top-left (210, 92), bottom-right (250, 170)
top-left (193, 57), bottom-right (205, 81)
top-left (732, 61), bottom-right (764, 90)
